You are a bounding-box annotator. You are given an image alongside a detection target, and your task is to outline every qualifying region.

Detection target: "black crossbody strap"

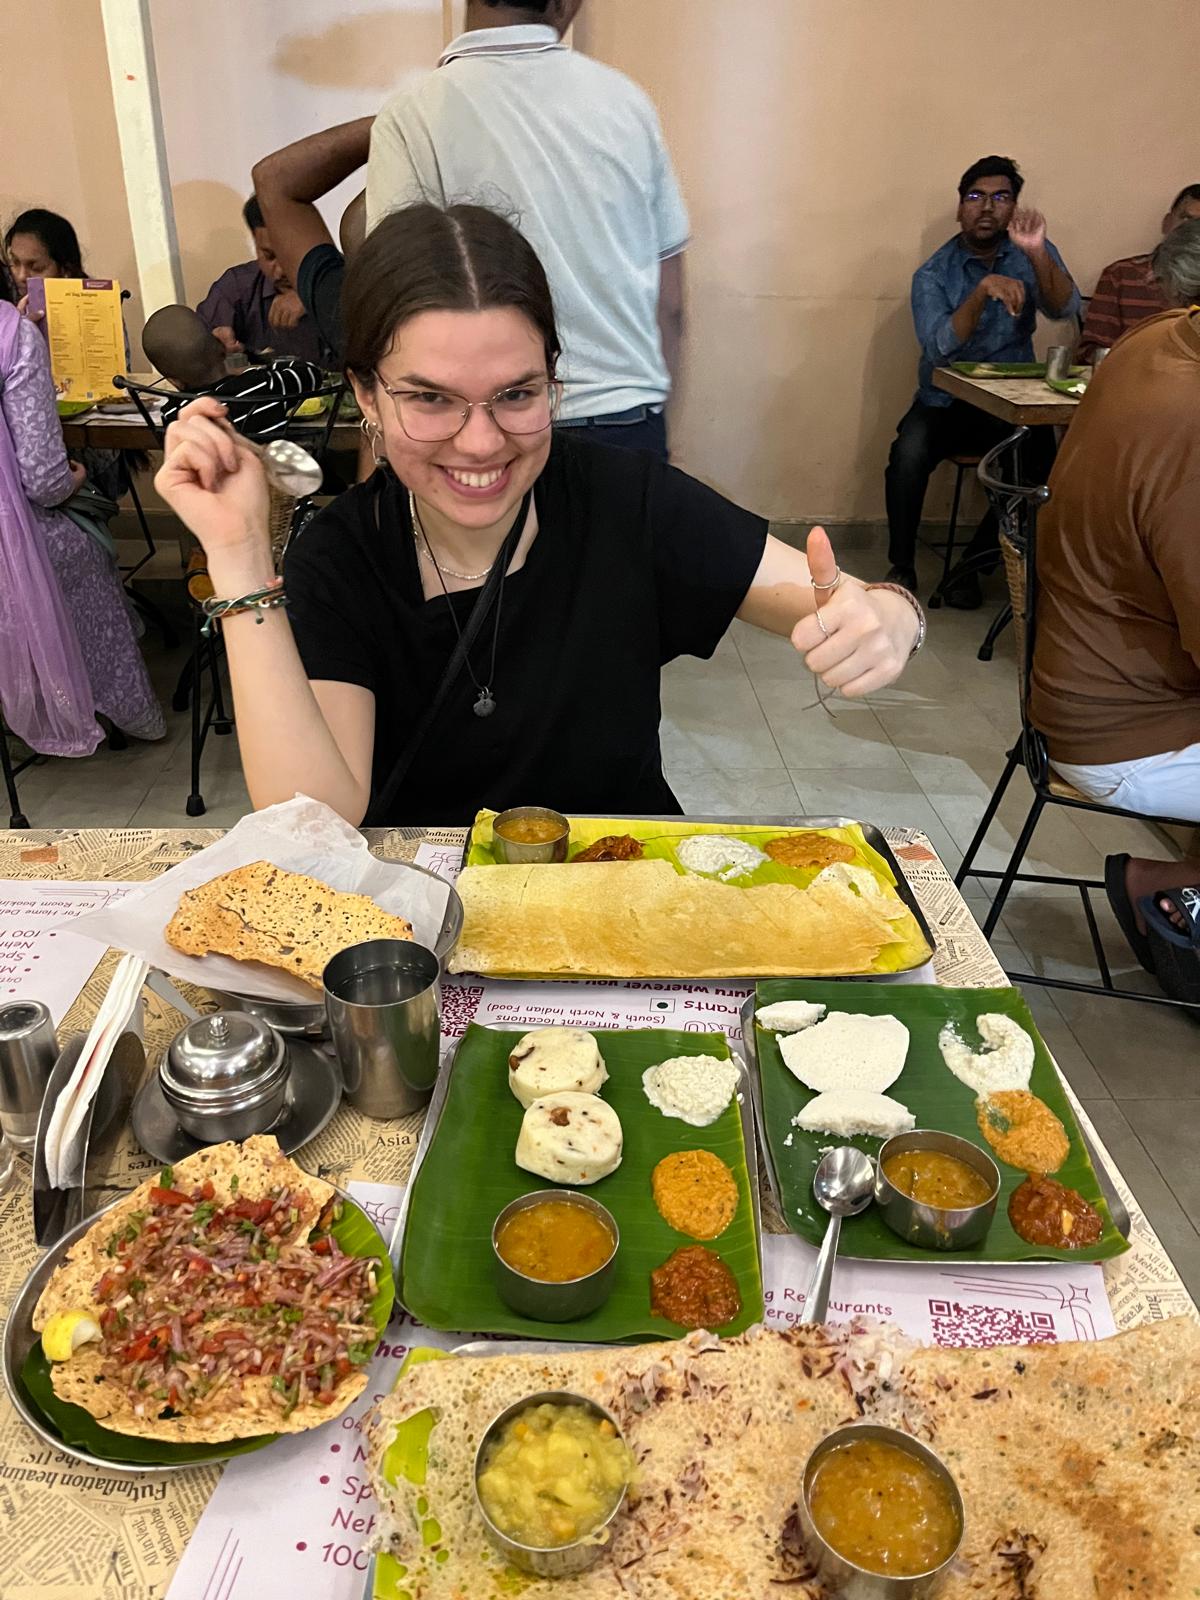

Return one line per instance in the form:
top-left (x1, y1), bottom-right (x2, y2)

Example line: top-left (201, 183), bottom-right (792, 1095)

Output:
top-left (370, 481), bottom-right (531, 822)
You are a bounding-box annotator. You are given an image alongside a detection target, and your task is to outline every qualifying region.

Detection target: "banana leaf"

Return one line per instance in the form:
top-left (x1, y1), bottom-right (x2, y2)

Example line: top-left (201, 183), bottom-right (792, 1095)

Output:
top-left (466, 810), bottom-right (930, 974)
top-left (754, 981), bottom-right (1129, 1264)
top-left (399, 1025), bottom-right (763, 1340)
top-left (17, 1196), bottom-right (395, 1468)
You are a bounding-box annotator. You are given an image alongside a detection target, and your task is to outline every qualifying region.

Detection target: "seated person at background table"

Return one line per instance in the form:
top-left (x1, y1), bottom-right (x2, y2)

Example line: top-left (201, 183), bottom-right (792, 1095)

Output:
top-left (154, 204), bottom-right (924, 829)
top-left (0, 269), bottom-right (164, 745)
top-left (884, 156), bottom-right (1079, 605)
top-left (196, 197), bottom-right (325, 366)
top-left (142, 305), bottom-right (324, 444)
top-left (252, 118), bottom-right (374, 367)
top-left (1077, 183), bottom-right (1200, 362)
top-left (4, 206), bottom-right (84, 315)
top-left (1030, 221), bottom-right (1200, 1005)
top-left (4, 206), bottom-right (132, 501)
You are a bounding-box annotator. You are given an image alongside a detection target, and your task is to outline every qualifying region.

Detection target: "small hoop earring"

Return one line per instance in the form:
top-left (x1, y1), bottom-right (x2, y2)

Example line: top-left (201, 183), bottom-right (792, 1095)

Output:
top-left (360, 415), bottom-right (387, 467)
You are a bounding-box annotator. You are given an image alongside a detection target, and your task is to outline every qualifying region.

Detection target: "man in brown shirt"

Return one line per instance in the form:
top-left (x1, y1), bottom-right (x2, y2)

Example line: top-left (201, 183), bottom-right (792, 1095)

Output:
top-left (1031, 220), bottom-right (1200, 990)
top-left (1077, 183), bottom-right (1200, 360)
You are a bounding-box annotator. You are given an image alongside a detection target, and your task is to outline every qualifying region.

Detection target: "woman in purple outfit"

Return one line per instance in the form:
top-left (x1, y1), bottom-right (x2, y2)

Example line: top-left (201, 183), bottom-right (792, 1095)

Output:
top-left (0, 268), bottom-right (164, 746)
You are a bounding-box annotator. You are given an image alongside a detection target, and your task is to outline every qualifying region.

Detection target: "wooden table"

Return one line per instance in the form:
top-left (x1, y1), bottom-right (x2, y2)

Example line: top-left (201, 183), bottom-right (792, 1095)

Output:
top-left (933, 366), bottom-right (1083, 426)
top-left (0, 823), bottom-right (1193, 1600)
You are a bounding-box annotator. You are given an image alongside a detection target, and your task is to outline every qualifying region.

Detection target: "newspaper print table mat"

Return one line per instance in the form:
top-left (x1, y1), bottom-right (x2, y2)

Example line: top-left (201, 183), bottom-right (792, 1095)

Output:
top-left (0, 823), bottom-right (1192, 1599)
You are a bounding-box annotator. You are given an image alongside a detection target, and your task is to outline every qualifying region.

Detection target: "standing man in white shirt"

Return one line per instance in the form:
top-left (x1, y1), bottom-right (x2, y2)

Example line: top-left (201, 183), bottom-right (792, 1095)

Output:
top-left (366, 0), bottom-right (688, 458)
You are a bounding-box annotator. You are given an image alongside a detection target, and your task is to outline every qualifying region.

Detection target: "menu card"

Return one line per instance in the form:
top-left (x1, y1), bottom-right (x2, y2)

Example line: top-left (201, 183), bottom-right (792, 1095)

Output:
top-left (0, 880), bottom-right (132, 1024)
top-left (25, 277), bottom-right (125, 402)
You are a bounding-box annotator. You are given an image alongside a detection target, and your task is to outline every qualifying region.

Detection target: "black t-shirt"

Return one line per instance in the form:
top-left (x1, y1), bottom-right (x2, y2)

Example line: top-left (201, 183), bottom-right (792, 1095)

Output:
top-left (296, 243), bottom-right (346, 366)
top-left (284, 434), bottom-right (767, 825)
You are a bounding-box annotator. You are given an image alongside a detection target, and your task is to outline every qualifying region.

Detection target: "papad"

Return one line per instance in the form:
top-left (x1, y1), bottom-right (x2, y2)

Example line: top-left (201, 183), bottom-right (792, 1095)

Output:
top-left (33, 1137), bottom-right (375, 1443)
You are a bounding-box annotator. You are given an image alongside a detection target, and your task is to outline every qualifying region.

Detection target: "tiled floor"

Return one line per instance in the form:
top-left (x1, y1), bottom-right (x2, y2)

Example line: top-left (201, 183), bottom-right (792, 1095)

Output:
top-left (8, 545), bottom-right (1199, 1296)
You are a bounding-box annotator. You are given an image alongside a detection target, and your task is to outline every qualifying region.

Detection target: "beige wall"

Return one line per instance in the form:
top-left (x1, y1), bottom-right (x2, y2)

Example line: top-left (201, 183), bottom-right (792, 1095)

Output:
top-left (576, 0), bottom-right (1200, 522)
top-left (4, 0), bottom-right (1197, 524)
top-left (1, 1), bottom-right (143, 345)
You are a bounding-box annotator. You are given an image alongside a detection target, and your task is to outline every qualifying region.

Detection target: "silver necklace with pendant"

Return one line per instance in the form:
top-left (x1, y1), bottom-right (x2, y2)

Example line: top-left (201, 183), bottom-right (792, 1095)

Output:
top-left (408, 489), bottom-right (512, 717)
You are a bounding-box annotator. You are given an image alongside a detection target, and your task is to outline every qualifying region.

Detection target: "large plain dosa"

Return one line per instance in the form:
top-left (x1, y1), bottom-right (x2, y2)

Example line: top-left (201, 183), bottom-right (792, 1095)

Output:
top-left (33, 1136), bottom-right (382, 1443)
top-left (165, 860), bottom-right (413, 989)
top-left (448, 858), bottom-right (903, 978)
top-left (368, 1318), bottom-right (1200, 1598)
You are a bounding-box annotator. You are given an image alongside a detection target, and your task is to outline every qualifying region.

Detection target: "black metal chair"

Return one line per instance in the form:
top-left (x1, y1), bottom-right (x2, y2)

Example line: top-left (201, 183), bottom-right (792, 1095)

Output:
top-left (114, 373), bottom-right (346, 815)
top-left (1, 718), bottom-right (32, 829)
top-left (955, 427), bottom-right (1198, 1012)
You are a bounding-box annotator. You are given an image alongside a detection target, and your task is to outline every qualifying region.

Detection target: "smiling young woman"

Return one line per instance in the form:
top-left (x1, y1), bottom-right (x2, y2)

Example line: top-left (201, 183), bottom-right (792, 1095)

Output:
top-left (155, 204), bottom-right (923, 827)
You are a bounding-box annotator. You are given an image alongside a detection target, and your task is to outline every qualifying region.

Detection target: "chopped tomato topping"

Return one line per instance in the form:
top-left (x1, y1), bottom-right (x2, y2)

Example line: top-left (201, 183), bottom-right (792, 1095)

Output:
top-left (149, 1186), bottom-right (190, 1206)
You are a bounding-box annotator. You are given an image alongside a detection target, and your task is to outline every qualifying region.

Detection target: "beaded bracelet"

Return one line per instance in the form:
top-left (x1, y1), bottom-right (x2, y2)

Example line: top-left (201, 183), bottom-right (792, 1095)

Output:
top-left (201, 579), bottom-right (287, 637)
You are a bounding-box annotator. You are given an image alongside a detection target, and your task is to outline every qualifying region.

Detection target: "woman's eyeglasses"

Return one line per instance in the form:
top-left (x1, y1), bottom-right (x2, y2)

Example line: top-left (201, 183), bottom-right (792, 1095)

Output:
top-left (374, 375), bottom-right (561, 442)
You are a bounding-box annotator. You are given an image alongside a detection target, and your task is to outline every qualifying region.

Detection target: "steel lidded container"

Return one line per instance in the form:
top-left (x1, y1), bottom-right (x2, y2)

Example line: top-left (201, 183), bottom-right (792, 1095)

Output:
top-left (159, 1011), bottom-right (290, 1143)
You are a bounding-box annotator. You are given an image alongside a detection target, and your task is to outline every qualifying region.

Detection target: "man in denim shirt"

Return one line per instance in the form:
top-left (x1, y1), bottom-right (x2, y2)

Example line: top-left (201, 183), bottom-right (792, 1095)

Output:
top-left (885, 156), bottom-right (1079, 604)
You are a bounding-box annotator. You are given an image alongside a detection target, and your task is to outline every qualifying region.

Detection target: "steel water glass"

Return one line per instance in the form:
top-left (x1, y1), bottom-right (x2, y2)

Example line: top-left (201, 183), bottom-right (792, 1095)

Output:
top-left (0, 1000), bottom-right (59, 1148)
top-left (323, 940), bottom-right (440, 1118)
top-left (1045, 345), bottom-right (1073, 382)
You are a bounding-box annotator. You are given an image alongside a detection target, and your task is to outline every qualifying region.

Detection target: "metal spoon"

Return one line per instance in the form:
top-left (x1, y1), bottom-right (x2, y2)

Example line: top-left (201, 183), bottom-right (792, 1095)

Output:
top-left (799, 1146), bottom-right (876, 1325)
top-left (259, 437), bottom-right (324, 498)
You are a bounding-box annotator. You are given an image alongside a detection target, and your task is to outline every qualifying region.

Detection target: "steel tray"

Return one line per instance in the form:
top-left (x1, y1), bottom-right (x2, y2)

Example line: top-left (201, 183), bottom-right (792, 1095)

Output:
top-left (389, 1023), bottom-right (762, 1339)
top-left (459, 813), bottom-right (936, 979)
top-left (738, 995), bottom-right (1132, 1253)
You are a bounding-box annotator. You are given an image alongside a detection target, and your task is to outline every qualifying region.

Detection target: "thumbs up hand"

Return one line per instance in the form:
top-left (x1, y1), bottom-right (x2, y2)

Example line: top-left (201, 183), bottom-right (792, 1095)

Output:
top-left (789, 527), bottom-right (921, 697)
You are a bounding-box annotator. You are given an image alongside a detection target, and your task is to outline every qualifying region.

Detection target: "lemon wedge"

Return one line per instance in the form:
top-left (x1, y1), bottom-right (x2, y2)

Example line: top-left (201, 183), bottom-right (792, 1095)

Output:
top-left (41, 1310), bottom-right (102, 1362)
top-left (295, 396), bottom-right (326, 417)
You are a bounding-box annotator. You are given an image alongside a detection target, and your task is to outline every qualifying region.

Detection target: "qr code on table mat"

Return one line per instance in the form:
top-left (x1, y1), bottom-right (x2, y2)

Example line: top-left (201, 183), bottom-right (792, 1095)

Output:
top-left (440, 982), bottom-right (484, 1037)
top-left (928, 1299), bottom-right (1059, 1349)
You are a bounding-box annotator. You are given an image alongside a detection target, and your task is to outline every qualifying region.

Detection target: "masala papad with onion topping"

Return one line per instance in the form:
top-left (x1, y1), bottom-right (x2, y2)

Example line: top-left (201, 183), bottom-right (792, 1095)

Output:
top-left (33, 1136), bottom-right (385, 1442)
top-left (367, 1318), bottom-right (1200, 1598)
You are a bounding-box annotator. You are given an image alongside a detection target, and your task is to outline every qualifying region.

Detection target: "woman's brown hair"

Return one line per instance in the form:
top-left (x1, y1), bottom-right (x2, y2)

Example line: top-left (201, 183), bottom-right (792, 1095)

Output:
top-left (342, 203), bottom-right (560, 382)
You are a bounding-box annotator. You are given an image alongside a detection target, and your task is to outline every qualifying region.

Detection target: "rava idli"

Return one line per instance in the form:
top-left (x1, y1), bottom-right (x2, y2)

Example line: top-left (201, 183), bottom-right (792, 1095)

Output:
top-left (780, 1012), bottom-right (909, 1095)
top-left (508, 1027), bottom-right (608, 1109)
top-left (938, 1014), bottom-right (1034, 1096)
top-left (791, 1089), bottom-right (915, 1140)
top-left (755, 1000), bottom-right (826, 1034)
top-left (514, 1092), bottom-right (623, 1186)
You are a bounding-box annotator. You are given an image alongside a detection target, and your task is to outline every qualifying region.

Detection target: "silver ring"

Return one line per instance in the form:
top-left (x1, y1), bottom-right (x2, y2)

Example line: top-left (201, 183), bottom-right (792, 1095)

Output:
top-left (811, 566), bottom-right (842, 593)
top-left (815, 610), bottom-right (831, 639)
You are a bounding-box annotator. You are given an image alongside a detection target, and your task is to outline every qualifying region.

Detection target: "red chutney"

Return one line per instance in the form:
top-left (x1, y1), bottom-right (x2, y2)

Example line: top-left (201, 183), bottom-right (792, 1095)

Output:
top-left (1008, 1175), bottom-right (1102, 1249)
top-left (650, 1245), bottom-right (741, 1329)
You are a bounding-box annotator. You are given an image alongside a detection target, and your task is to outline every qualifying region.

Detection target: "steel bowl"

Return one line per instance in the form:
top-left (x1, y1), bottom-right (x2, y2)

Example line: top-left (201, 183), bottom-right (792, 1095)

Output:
top-left (799, 1422), bottom-right (964, 1598)
top-left (492, 1190), bottom-right (618, 1322)
top-left (159, 1010), bottom-right (290, 1144)
top-left (492, 806), bottom-right (570, 864)
top-left (874, 1130), bottom-right (1000, 1252)
top-left (474, 1390), bottom-right (630, 1577)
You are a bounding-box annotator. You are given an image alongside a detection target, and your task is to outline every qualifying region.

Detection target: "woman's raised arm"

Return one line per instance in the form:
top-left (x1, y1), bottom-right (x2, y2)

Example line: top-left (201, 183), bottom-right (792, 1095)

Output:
top-left (155, 397), bottom-right (375, 822)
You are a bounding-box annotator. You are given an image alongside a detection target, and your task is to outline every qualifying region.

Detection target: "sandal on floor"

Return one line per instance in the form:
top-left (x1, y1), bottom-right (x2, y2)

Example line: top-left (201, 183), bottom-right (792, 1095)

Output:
top-left (1139, 887), bottom-right (1200, 1006)
top-left (1103, 853), bottom-right (1154, 973)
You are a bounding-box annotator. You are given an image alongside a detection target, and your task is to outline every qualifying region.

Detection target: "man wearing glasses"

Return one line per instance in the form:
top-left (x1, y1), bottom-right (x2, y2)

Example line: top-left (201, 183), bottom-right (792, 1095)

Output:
top-left (884, 156), bottom-right (1079, 604)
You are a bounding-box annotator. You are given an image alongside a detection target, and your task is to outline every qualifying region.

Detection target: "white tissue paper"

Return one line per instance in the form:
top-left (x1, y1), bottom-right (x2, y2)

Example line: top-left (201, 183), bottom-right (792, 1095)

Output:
top-left (60, 796), bottom-right (453, 1005)
top-left (44, 951), bottom-right (149, 1187)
